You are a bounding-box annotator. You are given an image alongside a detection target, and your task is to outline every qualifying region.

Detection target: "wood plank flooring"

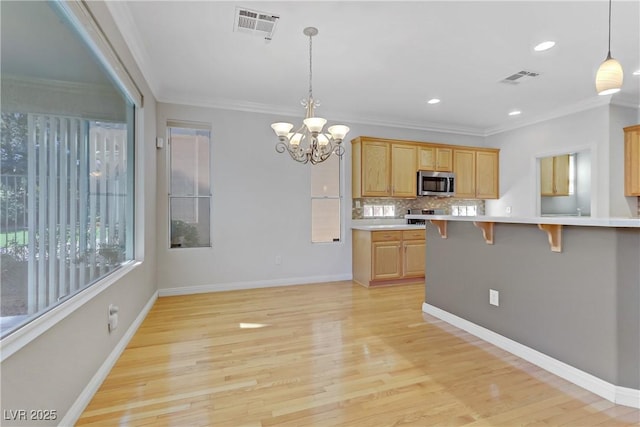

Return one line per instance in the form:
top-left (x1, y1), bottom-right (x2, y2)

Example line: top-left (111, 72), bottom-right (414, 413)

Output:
top-left (77, 282), bottom-right (640, 426)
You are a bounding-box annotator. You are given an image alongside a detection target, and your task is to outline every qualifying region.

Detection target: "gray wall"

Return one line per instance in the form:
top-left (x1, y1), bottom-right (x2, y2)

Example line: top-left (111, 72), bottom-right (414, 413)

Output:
top-left (155, 103), bottom-right (485, 292)
top-left (485, 104), bottom-right (640, 218)
top-left (0, 2), bottom-right (158, 425)
top-left (425, 221), bottom-right (640, 388)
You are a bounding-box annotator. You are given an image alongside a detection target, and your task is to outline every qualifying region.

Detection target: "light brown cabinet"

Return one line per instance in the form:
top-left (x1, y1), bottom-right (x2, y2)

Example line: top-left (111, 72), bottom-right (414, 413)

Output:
top-left (391, 143), bottom-right (417, 197)
top-left (418, 146), bottom-right (453, 172)
top-left (540, 154), bottom-right (570, 197)
top-left (476, 150), bottom-right (500, 199)
top-left (352, 229), bottom-right (425, 287)
top-left (453, 149), bottom-right (476, 198)
top-left (353, 136), bottom-right (499, 200)
top-left (352, 137), bottom-right (416, 198)
top-left (624, 125), bottom-right (640, 196)
top-left (453, 148), bottom-right (499, 199)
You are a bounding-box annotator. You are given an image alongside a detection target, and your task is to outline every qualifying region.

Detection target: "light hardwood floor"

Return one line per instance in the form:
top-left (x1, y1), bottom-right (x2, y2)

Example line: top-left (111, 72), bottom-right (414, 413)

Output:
top-left (77, 282), bottom-right (640, 426)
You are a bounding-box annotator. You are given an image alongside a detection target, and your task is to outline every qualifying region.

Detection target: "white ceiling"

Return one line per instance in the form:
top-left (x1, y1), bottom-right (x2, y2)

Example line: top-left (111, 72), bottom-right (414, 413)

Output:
top-left (107, 1), bottom-right (640, 136)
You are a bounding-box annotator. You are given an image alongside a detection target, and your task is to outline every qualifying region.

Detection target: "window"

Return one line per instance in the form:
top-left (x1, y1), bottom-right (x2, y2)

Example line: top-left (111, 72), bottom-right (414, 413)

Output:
top-left (311, 154), bottom-right (341, 243)
top-left (0, 2), bottom-right (136, 338)
top-left (168, 124), bottom-right (211, 248)
top-left (568, 153), bottom-right (576, 195)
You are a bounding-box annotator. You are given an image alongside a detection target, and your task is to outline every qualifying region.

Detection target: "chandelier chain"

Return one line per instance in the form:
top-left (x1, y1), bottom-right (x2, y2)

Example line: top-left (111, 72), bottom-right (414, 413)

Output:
top-left (308, 32), bottom-right (313, 98)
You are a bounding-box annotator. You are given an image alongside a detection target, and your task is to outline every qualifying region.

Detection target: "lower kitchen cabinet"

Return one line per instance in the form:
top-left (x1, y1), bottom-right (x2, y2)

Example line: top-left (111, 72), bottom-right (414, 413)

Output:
top-left (353, 229), bottom-right (425, 287)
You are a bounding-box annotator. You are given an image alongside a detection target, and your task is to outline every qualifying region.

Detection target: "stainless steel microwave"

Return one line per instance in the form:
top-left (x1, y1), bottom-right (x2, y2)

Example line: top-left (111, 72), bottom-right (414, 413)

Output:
top-left (417, 171), bottom-right (455, 196)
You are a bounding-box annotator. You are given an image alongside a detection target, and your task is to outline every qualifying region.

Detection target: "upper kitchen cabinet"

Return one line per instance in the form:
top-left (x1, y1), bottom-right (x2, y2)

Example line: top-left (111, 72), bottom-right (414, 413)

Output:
top-left (453, 148), bottom-right (500, 199)
top-left (353, 136), bottom-right (499, 199)
top-left (352, 137), bottom-right (416, 198)
top-left (417, 146), bottom-right (453, 172)
top-left (453, 149), bottom-right (476, 198)
top-left (476, 150), bottom-right (500, 199)
top-left (391, 143), bottom-right (417, 197)
top-left (624, 125), bottom-right (640, 196)
top-left (540, 154), bottom-right (570, 197)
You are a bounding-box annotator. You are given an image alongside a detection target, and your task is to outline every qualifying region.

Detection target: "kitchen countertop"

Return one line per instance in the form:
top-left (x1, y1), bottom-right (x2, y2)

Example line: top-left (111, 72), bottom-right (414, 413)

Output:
top-left (351, 224), bottom-right (426, 231)
top-left (405, 214), bottom-right (640, 228)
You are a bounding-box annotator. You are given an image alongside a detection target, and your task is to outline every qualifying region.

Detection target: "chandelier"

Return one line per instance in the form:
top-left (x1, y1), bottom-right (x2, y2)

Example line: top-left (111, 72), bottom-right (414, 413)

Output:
top-left (271, 27), bottom-right (349, 165)
top-left (595, 0), bottom-right (624, 95)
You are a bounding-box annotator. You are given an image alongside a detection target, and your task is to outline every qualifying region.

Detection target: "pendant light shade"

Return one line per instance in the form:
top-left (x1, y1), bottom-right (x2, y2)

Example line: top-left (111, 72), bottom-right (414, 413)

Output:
top-left (595, 0), bottom-right (623, 95)
top-left (596, 54), bottom-right (624, 95)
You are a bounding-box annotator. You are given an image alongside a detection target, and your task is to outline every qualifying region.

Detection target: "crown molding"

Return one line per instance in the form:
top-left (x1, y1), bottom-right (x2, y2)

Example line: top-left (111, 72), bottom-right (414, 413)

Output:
top-left (484, 96), bottom-right (613, 136)
top-left (104, 1), bottom-right (160, 100)
top-left (157, 92), bottom-right (487, 137)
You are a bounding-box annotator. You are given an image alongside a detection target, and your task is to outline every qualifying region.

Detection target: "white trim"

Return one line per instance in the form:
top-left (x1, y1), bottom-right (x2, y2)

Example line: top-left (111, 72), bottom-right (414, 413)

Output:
top-left (0, 262), bottom-right (142, 362)
top-left (422, 302), bottom-right (640, 409)
top-left (158, 274), bottom-right (352, 297)
top-left (616, 386), bottom-right (640, 408)
top-left (485, 97), bottom-right (611, 136)
top-left (53, 0), bottom-right (143, 107)
top-left (59, 290), bottom-right (158, 427)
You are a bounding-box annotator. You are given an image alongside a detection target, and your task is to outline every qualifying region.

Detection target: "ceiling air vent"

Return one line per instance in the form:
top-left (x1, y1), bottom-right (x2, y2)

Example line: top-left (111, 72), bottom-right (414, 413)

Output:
top-left (234, 7), bottom-right (280, 40)
top-left (500, 70), bottom-right (540, 85)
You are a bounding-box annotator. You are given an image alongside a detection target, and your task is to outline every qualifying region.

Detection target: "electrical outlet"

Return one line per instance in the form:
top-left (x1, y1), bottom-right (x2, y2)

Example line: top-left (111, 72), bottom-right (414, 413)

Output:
top-left (108, 304), bottom-right (119, 332)
top-left (489, 289), bottom-right (499, 306)
top-left (275, 255), bottom-right (282, 265)
top-left (505, 206), bottom-right (512, 215)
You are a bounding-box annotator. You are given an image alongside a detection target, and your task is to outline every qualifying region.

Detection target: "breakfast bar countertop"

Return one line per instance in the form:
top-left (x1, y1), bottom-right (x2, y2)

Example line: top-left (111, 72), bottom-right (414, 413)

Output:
top-left (404, 214), bottom-right (640, 228)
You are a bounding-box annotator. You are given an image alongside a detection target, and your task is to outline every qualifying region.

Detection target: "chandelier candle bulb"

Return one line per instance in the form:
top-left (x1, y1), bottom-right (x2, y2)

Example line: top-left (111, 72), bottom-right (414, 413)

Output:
top-left (271, 122), bottom-right (294, 137)
top-left (328, 125), bottom-right (349, 140)
top-left (303, 117), bottom-right (327, 133)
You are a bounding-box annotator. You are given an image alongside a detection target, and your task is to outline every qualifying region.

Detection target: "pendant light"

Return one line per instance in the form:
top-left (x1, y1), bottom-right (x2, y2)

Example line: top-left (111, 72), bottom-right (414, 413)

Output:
top-left (595, 0), bottom-right (624, 95)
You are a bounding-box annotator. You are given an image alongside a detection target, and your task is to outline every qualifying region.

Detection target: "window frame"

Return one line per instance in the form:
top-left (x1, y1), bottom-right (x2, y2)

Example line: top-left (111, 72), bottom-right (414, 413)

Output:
top-left (166, 121), bottom-right (213, 249)
top-left (310, 153), bottom-right (343, 244)
top-left (0, 0), bottom-right (142, 357)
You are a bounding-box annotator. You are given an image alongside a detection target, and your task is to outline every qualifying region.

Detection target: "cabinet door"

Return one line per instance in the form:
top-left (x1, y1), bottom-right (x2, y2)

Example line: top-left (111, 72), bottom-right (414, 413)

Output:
top-left (625, 125), bottom-right (640, 196)
top-left (540, 156), bottom-right (554, 196)
top-left (540, 155), bottom-right (569, 196)
top-left (372, 241), bottom-right (402, 280)
top-left (418, 146), bottom-right (453, 172)
top-left (362, 141), bottom-right (391, 196)
top-left (476, 150), bottom-right (499, 199)
top-left (454, 149), bottom-right (476, 198)
top-left (391, 144), bottom-right (417, 198)
top-left (418, 146), bottom-right (436, 170)
top-left (403, 239), bottom-right (425, 278)
top-left (435, 148), bottom-right (453, 172)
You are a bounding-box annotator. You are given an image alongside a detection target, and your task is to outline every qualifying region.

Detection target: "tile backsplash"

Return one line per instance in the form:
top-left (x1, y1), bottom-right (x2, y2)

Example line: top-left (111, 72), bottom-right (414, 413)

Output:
top-left (352, 197), bottom-right (485, 219)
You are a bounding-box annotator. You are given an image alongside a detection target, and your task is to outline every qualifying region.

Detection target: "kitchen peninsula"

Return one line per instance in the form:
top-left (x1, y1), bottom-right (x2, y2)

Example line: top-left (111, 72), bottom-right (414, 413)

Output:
top-left (405, 214), bottom-right (640, 408)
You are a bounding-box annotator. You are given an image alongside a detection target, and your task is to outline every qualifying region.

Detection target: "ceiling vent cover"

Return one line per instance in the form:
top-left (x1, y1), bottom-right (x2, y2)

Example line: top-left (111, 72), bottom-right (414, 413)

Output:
top-left (234, 7), bottom-right (280, 40)
top-left (500, 70), bottom-right (540, 85)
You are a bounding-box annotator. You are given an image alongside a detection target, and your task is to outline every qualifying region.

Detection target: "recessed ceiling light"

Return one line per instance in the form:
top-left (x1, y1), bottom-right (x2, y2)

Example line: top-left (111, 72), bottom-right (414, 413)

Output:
top-left (534, 41), bottom-right (556, 52)
top-left (508, 110), bottom-right (522, 116)
top-left (427, 98), bottom-right (441, 104)
top-left (633, 69), bottom-right (640, 76)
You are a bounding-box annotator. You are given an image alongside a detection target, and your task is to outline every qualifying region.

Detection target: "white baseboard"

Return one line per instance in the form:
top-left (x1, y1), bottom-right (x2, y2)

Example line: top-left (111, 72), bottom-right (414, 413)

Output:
top-left (60, 291), bottom-right (158, 426)
top-left (422, 302), bottom-right (640, 409)
top-left (158, 274), bottom-right (353, 297)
